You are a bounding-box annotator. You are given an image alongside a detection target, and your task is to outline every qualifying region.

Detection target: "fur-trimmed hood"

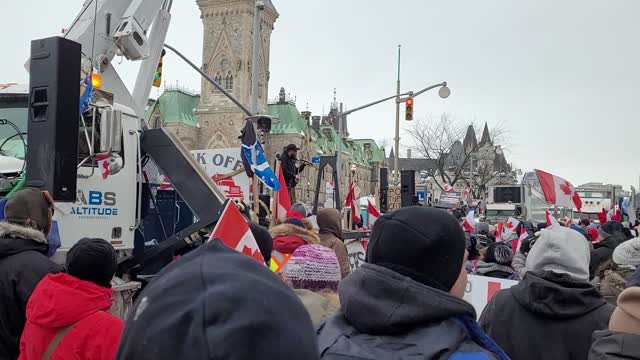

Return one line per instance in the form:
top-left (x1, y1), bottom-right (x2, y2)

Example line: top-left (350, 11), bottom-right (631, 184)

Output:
top-left (270, 224), bottom-right (319, 255)
top-left (272, 218), bottom-right (314, 231)
top-left (0, 222), bottom-right (47, 244)
top-left (270, 224), bottom-right (319, 245)
top-left (0, 221), bottom-right (48, 259)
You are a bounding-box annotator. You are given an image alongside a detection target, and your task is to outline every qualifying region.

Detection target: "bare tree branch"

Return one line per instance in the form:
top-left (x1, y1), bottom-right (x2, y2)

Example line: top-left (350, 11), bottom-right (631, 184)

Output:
top-left (404, 114), bottom-right (512, 194)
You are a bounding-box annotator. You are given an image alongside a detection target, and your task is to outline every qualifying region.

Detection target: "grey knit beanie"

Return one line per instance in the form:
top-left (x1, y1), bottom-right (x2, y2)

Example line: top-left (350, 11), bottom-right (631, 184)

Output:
top-left (613, 238), bottom-right (640, 266)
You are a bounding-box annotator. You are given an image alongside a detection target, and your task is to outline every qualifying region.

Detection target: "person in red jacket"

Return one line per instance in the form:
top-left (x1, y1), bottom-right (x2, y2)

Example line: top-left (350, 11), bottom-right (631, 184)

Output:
top-left (270, 218), bottom-right (319, 254)
top-left (19, 238), bottom-right (123, 360)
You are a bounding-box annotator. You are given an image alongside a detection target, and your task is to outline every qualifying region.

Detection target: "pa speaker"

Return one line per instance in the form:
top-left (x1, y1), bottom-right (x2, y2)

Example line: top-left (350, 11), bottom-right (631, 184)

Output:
top-left (380, 188), bottom-right (388, 212)
top-left (26, 36), bottom-right (81, 201)
top-left (400, 170), bottom-right (415, 208)
top-left (380, 168), bottom-right (389, 190)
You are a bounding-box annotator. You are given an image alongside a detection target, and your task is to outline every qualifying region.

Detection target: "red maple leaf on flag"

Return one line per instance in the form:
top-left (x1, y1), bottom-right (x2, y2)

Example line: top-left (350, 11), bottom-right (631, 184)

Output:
top-left (505, 221), bottom-right (514, 229)
top-left (560, 181), bottom-right (573, 195)
top-left (101, 161), bottom-right (109, 178)
top-left (241, 245), bottom-right (264, 263)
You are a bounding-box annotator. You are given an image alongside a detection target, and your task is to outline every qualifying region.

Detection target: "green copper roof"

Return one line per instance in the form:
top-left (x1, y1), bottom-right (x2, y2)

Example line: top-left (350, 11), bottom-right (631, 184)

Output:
top-left (144, 99), bottom-right (157, 122)
top-left (353, 139), bottom-right (385, 163)
top-left (150, 89), bottom-right (200, 127)
top-left (268, 102), bottom-right (306, 135)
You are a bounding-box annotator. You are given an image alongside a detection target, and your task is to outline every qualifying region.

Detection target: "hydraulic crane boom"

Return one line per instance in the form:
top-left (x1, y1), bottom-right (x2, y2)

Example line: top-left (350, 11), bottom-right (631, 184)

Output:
top-left (62, 0), bottom-right (167, 116)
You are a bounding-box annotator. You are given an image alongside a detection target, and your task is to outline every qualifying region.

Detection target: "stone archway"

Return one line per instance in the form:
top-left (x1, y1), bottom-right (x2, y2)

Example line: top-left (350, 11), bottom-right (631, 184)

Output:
top-left (205, 131), bottom-right (229, 149)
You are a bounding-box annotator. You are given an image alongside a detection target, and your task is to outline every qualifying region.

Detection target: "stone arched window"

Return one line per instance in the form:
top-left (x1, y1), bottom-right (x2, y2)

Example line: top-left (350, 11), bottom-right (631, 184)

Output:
top-left (225, 71), bottom-right (234, 91)
top-left (213, 71), bottom-right (222, 90)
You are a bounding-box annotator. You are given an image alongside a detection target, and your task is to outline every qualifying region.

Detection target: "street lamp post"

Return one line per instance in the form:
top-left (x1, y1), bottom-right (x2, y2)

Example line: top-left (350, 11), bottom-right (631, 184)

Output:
top-left (394, 45), bottom-right (401, 185)
top-left (393, 81), bottom-right (450, 184)
top-left (331, 82), bottom-right (449, 206)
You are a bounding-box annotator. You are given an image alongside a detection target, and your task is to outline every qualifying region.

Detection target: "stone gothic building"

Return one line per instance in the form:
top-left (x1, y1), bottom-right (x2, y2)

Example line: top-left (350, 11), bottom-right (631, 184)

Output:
top-left (145, 0), bottom-right (386, 206)
top-left (195, 0), bottom-right (278, 149)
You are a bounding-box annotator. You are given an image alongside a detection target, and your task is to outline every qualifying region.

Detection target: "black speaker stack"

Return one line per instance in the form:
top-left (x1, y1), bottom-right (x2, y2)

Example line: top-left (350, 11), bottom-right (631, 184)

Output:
top-left (400, 170), bottom-right (416, 208)
top-left (379, 168), bottom-right (389, 212)
top-left (25, 37), bottom-right (81, 201)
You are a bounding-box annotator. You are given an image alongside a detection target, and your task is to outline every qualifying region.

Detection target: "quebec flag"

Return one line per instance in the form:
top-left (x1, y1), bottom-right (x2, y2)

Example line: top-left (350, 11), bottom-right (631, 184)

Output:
top-left (240, 121), bottom-right (280, 191)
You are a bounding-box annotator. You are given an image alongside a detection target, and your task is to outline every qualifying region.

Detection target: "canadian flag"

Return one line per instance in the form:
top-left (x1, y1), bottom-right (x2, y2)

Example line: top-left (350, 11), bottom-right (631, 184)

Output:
top-left (462, 185), bottom-right (472, 204)
top-left (345, 181), bottom-right (361, 224)
top-left (504, 217), bottom-right (520, 238)
top-left (273, 163), bottom-right (291, 221)
top-left (535, 169), bottom-right (582, 212)
top-left (462, 210), bottom-right (476, 233)
top-left (546, 209), bottom-right (560, 227)
top-left (607, 207), bottom-right (621, 222)
top-left (515, 226), bottom-right (529, 253)
top-left (443, 183), bottom-right (456, 193)
top-left (367, 200), bottom-right (380, 226)
top-left (210, 201), bottom-right (265, 264)
top-left (96, 153), bottom-right (111, 180)
top-left (495, 222), bottom-right (504, 242)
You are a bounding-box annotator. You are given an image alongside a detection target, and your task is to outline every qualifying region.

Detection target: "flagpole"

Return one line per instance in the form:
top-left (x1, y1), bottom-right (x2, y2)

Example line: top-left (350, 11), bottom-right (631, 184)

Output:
top-left (251, 123), bottom-right (260, 222)
top-left (271, 160), bottom-right (281, 226)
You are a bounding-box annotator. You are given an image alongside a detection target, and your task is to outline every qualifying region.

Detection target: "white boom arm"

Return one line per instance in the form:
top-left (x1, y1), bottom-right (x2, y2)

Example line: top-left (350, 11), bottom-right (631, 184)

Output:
top-left (62, 0), bottom-right (169, 116)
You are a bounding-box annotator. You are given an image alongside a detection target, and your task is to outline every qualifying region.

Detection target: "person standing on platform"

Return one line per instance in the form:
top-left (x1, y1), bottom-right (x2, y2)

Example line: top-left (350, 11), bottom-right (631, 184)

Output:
top-left (280, 144), bottom-right (306, 203)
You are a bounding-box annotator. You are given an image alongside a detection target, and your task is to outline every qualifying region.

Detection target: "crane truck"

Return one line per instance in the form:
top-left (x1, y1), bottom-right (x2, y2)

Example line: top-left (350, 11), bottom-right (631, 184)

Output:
top-left (2, 0), bottom-right (245, 316)
top-left (484, 184), bottom-right (550, 224)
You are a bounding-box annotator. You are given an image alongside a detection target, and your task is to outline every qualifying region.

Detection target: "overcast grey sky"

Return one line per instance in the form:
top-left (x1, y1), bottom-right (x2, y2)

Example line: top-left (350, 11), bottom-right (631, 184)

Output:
top-left (2, 0), bottom-right (639, 188)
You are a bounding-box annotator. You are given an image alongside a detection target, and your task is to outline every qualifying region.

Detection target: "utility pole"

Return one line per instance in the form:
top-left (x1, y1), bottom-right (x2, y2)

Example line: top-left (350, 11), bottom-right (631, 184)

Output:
top-left (250, 0), bottom-right (263, 114)
top-left (337, 101), bottom-right (344, 205)
top-left (250, 0), bottom-right (263, 220)
top-left (393, 45), bottom-right (401, 185)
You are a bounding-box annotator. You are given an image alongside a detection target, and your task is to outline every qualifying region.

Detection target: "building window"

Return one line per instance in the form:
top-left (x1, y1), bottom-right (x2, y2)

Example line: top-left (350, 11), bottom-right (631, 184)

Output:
top-left (225, 71), bottom-right (234, 90)
top-left (213, 72), bottom-right (222, 90)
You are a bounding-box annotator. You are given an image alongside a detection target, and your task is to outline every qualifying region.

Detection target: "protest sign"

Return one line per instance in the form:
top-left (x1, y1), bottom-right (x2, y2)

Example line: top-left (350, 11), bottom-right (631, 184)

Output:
top-left (440, 191), bottom-right (461, 206)
top-left (345, 237), bottom-right (369, 272)
top-left (463, 274), bottom-right (518, 318)
top-left (190, 149), bottom-right (251, 203)
top-left (388, 186), bottom-right (401, 210)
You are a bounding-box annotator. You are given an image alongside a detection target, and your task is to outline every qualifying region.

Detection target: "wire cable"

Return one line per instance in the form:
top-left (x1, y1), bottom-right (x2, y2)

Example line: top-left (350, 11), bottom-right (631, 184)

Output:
top-left (0, 119), bottom-right (27, 174)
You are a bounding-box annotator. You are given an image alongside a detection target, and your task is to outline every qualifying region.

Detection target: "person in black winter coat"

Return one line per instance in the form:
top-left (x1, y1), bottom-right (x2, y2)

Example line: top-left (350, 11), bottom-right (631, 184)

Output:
top-left (279, 144), bottom-right (306, 203)
top-left (589, 287), bottom-right (640, 359)
top-left (117, 240), bottom-right (319, 360)
top-left (0, 188), bottom-right (62, 359)
top-left (479, 225), bottom-right (614, 360)
top-left (591, 221), bottom-right (627, 279)
top-left (317, 207), bottom-right (510, 360)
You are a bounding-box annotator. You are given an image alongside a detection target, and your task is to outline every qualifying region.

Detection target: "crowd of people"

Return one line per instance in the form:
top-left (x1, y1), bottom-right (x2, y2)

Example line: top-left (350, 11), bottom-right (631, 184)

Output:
top-left (1, 187), bottom-right (640, 359)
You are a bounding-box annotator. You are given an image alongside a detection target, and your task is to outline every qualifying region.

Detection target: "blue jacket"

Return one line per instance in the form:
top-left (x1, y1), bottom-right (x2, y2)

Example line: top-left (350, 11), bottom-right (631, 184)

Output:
top-left (317, 263), bottom-right (509, 360)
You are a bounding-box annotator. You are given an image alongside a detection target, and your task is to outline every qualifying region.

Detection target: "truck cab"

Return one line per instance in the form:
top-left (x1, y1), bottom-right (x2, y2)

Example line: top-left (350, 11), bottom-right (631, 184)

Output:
top-left (0, 83), bottom-right (27, 196)
top-left (484, 184), bottom-right (549, 224)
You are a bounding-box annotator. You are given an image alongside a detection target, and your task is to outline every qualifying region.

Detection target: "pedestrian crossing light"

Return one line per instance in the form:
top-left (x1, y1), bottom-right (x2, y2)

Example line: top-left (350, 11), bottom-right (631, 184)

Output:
top-left (405, 97), bottom-right (414, 121)
top-left (152, 49), bottom-right (166, 88)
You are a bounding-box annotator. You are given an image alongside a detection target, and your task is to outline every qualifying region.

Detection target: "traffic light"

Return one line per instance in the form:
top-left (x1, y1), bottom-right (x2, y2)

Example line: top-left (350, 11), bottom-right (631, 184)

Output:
top-left (405, 97), bottom-right (414, 121)
top-left (152, 49), bottom-right (166, 88)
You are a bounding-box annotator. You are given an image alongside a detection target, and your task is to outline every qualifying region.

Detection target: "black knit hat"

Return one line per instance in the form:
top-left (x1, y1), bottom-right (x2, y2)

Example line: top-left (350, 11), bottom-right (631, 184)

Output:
top-left (65, 238), bottom-right (117, 288)
top-left (117, 240), bottom-right (318, 360)
top-left (367, 207), bottom-right (466, 292)
top-left (249, 222), bottom-right (273, 265)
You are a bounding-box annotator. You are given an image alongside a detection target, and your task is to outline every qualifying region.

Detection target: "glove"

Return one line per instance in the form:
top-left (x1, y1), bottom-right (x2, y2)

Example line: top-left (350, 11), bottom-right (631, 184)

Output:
top-left (185, 228), bottom-right (209, 245)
